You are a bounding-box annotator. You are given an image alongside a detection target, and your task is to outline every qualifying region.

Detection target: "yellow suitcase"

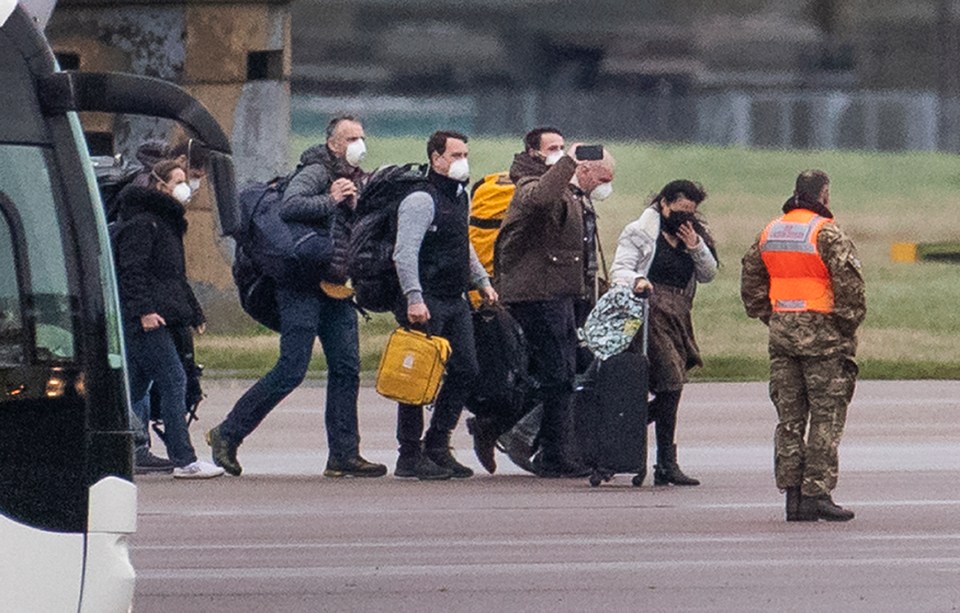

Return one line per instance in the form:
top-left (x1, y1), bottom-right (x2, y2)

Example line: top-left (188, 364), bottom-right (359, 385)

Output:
top-left (375, 327), bottom-right (452, 405)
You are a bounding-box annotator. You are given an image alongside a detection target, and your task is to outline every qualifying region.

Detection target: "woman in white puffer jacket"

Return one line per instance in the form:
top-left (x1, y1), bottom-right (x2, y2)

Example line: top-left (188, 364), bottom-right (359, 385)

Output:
top-left (610, 179), bottom-right (718, 486)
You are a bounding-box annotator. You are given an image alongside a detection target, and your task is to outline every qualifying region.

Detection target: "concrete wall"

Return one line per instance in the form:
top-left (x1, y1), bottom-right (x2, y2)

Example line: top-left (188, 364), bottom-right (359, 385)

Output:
top-left (46, 0), bottom-right (292, 291)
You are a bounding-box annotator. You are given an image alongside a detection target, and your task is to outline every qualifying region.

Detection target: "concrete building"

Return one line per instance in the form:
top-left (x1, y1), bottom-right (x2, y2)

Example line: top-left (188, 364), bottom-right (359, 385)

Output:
top-left (45, 0), bottom-right (293, 291)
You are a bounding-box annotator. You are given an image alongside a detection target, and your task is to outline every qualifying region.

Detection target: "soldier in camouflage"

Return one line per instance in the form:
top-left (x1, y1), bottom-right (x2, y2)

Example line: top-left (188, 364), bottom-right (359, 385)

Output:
top-left (740, 170), bottom-right (866, 522)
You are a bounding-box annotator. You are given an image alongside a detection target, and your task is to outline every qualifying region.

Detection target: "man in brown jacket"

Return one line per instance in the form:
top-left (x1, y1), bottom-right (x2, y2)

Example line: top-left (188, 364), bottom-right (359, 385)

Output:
top-left (494, 140), bottom-right (615, 477)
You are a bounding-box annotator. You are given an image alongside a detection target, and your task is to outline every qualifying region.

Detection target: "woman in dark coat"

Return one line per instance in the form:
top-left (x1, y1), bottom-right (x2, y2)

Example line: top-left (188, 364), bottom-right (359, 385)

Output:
top-left (114, 160), bottom-right (223, 479)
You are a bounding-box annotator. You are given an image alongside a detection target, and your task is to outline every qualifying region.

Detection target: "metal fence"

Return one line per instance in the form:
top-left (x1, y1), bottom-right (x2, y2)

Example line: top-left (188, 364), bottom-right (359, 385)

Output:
top-left (292, 90), bottom-right (960, 153)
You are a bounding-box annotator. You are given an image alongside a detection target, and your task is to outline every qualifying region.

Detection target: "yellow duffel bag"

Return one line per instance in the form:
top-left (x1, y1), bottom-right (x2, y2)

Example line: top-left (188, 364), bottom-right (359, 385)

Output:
top-left (375, 327), bottom-right (452, 405)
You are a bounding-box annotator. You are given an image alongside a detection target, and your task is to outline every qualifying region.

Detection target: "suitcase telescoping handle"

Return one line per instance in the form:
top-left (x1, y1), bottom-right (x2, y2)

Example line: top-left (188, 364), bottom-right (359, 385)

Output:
top-left (635, 288), bottom-right (650, 358)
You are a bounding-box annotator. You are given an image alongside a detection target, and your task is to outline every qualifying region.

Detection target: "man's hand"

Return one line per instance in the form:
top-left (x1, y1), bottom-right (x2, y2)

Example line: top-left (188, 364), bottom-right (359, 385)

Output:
top-left (141, 312), bottom-right (166, 331)
top-left (195, 322), bottom-right (206, 335)
top-left (566, 142), bottom-right (585, 164)
top-left (330, 178), bottom-right (358, 207)
top-left (676, 221), bottom-right (701, 250)
top-left (633, 278), bottom-right (653, 296)
top-left (407, 302), bottom-right (430, 324)
top-left (481, 286), bottom-right (499, 304)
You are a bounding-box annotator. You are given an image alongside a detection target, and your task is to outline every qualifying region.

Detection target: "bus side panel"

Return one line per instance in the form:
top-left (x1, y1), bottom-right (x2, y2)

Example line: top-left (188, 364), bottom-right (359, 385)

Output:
top-left (0, 512), bottom-right (84, 612)
top-left (80, 476), bottom-right (136, 613)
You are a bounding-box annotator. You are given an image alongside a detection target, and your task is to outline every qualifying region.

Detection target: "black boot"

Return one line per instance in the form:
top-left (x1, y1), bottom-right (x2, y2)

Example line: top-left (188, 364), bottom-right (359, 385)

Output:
top-left (532, 452), bottom-right (590, 478)
top-left (466, 416), bottom-right (498, 474)
top-left (394, 442), bottom-right (452, 480)
top-left (653, 444), bottom-right (700, 486)
top-left (424, 430), bottom-right (474, 479)
top-left (785, 486), bottom-right (812, 522)
top-left (798, 494), bottom-right (855, 522)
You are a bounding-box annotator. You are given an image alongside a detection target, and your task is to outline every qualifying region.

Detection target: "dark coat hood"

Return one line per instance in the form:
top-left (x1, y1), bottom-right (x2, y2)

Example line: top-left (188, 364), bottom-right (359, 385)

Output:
top-left (118, 185), bottom-right (188, 234)
top-left (508, 152), bottom-right (548, 184)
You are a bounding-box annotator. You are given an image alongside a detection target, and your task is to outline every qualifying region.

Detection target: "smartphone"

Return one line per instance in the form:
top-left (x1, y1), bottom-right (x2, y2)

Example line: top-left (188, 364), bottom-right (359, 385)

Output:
top-left (576, 144), bottom-right (603, 161)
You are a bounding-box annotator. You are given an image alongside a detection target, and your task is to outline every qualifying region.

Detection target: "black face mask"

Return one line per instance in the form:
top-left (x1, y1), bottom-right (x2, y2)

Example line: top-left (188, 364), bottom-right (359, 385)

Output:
top-left (662, 210), bottom-right (697, 235)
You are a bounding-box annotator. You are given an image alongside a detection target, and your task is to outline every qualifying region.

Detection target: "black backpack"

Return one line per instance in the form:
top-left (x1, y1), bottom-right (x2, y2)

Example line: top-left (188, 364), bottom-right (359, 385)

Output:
top-left (232, 241), bottom-right (281, 331)
top-left (348, 164), bottom-right (432, 312)
top-left (92, 155), bottom-right (143, 222)
top-left (466, 304), bottom-right (532, 430)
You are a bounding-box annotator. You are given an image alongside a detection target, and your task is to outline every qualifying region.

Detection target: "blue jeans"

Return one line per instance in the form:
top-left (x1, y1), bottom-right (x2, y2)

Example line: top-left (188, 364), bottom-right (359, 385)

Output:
top-left (394, 295), bottom-right (478, 452)
top-left (131, 388), bottom-right (151, 450)
top-left (219, 286), bottom-right (361, 461)
top-left (124, 325), bottom-right (197, 467)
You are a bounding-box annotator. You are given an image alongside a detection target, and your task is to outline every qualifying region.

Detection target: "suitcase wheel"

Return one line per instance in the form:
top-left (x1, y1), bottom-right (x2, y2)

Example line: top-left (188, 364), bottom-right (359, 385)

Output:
top-left (632, 470), bottom-right (646, 487)
top-left (589, 470), bottom-right (603, 487)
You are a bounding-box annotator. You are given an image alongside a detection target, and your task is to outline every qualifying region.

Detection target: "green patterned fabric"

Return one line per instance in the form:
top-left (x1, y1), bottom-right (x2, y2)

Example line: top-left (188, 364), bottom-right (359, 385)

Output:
top-left (578, 284), bottom-right (645, 361)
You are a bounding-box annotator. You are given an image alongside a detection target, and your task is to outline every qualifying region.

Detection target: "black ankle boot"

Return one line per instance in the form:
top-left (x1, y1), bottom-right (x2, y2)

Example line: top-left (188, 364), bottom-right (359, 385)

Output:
top-left (424, 430), bottom-right (474, 479)
top-left (785, 486), bottom-right (809, 521)
top-left (653, 444), bottom-right (700, 486)
top-left (798, 494), bottom-right (855, 522)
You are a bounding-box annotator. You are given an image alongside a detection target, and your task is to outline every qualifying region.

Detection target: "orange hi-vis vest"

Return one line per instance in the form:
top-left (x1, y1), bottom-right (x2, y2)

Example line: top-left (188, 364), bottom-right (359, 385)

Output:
top-left (759, 208), bottom-right (834, 313)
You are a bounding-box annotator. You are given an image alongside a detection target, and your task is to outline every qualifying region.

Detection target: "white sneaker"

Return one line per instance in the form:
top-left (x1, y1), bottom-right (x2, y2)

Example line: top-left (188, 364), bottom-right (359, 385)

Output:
top-left (173, 460), bottom-right (225, 479)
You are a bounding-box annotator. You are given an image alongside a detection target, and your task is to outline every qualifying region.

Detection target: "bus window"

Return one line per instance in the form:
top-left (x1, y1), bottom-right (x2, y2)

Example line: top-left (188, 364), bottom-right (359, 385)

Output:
top-left (0, 145), bottom-right (76, 363)
top-left (0, 206), bottom-right (23, 366)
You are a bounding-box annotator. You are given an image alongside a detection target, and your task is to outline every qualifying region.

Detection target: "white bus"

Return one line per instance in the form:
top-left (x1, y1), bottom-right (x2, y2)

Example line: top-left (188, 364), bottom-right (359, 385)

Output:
top-left (0, 2), bottom-right (237, 610)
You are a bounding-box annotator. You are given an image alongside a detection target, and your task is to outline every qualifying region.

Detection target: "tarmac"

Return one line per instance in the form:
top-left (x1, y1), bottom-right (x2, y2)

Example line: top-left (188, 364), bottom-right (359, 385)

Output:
top-left (131, 379), bottom-right (960, 612)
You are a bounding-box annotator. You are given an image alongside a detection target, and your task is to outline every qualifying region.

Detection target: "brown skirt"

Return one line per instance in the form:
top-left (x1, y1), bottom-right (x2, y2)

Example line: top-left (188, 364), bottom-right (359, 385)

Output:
top-left (632, 284), bottom-right (702, 393)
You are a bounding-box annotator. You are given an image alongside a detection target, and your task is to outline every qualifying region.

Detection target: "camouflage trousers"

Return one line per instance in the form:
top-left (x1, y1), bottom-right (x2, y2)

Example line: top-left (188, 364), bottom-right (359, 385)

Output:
top-left (769, 353), bottom-right (858, 497)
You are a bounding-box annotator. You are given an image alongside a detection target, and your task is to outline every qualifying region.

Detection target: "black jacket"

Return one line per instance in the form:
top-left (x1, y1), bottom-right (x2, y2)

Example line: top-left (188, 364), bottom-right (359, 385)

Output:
top-left (418, 170), bottom-right (471, 297)
top-left (280, 144), bottom-right (363, 285)
top-left (114, 185), bottom-right (204, 328)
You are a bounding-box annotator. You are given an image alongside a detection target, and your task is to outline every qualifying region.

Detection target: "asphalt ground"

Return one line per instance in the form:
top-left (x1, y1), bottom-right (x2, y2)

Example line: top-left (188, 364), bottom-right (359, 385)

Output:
top-left (131, 380), bottom-right (960, 612)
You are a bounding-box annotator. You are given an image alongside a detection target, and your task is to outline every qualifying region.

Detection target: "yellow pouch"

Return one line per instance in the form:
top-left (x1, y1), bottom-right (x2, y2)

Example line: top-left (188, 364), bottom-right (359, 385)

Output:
top-left (375, 328), bottom-right (452, 405)
top-left (319, 280), bottom-right (355, 300)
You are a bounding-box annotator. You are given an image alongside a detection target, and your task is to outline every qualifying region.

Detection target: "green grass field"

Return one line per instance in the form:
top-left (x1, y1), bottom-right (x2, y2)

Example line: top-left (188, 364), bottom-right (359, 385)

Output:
top-left (196, 134), bottom-right (960, 380)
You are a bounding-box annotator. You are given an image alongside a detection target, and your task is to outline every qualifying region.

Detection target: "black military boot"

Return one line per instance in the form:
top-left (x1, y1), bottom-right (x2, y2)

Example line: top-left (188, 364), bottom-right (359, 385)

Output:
top-left (653, 444), bottom-right (700, 486)
top-left (798, 494), bottom-right (855, 522)
top-left (424, 430), bottom-right (473, 479)
top-left (466, 416), bottom-right (498, 474)
top-left (394, 442), bottom-right (452, 480)
top-left (785, 486), bottom-right (812, 522)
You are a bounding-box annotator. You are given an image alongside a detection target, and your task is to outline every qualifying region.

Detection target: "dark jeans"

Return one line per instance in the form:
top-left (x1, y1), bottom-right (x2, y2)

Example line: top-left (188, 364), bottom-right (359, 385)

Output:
top-left (506, 298), bottom-right (577, 463)
top-left (124, 325), bottom-right (196, 467)
top-left (220, 286), bottom-right (360, 462)
top-left (394, 295), bottom-right (478, 454)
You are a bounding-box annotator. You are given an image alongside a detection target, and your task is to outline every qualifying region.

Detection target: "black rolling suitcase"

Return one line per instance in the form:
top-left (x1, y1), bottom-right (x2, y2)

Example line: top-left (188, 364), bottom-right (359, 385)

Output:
top-left (574, 296), bottom-right (649, 487)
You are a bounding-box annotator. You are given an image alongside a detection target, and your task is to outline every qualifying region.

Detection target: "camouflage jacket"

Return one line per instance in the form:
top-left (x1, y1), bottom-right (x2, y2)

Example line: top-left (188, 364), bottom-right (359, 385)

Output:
top-left (740, 217), bottom-right (866, 357)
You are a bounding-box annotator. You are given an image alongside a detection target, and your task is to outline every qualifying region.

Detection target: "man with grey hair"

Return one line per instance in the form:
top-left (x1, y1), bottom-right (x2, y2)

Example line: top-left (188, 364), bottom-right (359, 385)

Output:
top-left (207, 115), bottom-right (387, 480)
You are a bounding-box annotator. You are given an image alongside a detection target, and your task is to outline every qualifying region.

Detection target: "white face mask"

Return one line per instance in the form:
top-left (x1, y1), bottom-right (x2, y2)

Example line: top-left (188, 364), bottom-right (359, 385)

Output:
top-left (544, 150), bottom-right (564, 166)
top-left (345, 139), bottom-right (367, 167)
top-left (590, 182), bottom-right (613, 202)
top-left (171, 182), bottom-right (192, 204)
top-left (447, 158), bottom-right (470, 182)
top-left (189, 178), bottom-right (201, 192)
